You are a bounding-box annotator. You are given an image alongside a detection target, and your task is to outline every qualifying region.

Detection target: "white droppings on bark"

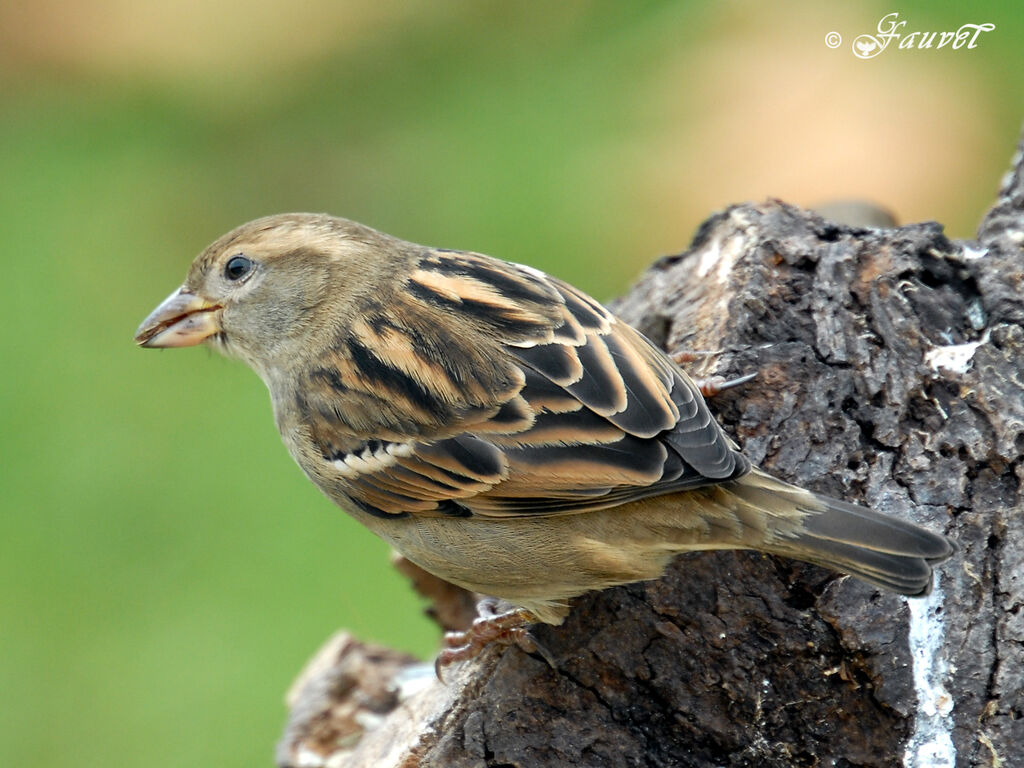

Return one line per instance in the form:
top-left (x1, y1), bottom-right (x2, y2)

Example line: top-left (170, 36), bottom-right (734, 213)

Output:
top-left (903, 581), bottom-right (955, 768)
top-left (960, 245), bottom-right (988, 261)
top-left (695, 228), bottom-right (745, 284)
top-left (923, 330), bottom-right (989, 375)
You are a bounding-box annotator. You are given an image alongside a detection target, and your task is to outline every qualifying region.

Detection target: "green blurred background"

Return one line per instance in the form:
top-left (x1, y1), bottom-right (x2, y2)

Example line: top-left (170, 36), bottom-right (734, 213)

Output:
top-left (1, 1), bottom-right (1020, 765)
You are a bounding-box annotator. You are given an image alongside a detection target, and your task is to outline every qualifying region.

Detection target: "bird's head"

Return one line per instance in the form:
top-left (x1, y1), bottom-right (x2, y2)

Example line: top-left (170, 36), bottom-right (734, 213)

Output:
top-left (134, 213), bottom-right (401, 378)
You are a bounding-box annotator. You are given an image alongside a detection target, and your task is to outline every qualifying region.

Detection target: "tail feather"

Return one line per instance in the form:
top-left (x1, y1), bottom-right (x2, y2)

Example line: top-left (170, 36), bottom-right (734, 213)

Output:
top-left (729, 469), bottom-right (954, 596)
top-left (781, 533), bottom-right (937, 595)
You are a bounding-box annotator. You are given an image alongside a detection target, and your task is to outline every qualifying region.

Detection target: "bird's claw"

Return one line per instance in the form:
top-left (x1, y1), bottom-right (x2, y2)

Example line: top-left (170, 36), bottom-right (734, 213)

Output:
top-left (693, 371), bottom-right (758, 398)
top-left (670, 350), bottom-right (758, 398)
top-left (434, 602), bottom-right (551, 682)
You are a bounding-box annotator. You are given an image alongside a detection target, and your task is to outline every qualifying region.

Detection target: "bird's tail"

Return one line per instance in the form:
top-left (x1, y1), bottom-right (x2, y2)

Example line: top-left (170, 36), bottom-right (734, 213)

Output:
top-left (723, 469), bottom-right (954, 595)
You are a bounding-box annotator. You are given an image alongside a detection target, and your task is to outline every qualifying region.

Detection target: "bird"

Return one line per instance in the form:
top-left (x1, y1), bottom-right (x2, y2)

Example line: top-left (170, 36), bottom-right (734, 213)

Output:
top-left (135, 213), bottom-right (953, 667)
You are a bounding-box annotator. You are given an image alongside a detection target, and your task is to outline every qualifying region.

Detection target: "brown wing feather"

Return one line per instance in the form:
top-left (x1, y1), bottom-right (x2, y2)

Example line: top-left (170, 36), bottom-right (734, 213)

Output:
top-left (299, 249), bottom-right (749, 519)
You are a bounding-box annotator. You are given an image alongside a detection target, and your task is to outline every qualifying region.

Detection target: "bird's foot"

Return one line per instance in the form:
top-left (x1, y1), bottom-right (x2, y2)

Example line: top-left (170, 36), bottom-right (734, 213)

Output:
top-left (434, 600), bottom-right (553, 681)
top-left (692, 371), bottom-right (757, 398)
top-left (690, 371), bottom-right (758, 398)
top-left (670, 351), bottom-right (758, 398)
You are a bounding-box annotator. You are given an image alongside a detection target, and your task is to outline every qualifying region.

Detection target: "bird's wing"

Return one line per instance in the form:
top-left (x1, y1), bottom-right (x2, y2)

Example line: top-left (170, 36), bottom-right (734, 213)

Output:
top-left (298, 249), bottom-right (749, 519)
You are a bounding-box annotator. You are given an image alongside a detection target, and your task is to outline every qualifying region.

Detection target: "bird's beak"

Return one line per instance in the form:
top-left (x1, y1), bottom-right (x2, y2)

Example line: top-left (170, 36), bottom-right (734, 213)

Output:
top-left (134, 287), bottom-right (222, 348)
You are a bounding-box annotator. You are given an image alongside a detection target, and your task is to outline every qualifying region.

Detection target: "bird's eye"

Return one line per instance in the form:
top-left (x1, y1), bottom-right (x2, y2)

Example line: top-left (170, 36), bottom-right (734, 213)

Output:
top-left (224, 255), bottom-right (253, 281)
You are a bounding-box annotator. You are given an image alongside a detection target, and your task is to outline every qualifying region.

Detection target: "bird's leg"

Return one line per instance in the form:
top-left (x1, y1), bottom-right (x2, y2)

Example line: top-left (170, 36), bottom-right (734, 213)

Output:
top-left (435, 599), bottom-right (553, 680)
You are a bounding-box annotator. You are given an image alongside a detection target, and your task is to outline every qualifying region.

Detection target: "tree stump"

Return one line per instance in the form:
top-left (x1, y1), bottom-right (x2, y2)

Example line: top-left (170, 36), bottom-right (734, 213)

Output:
top-left (277, 129), bottom-right (1024, 768)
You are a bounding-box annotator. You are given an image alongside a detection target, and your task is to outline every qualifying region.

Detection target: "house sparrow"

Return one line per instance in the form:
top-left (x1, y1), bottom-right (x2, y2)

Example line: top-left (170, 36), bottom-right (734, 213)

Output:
top-left (135, 213), bottom-right (953, 664)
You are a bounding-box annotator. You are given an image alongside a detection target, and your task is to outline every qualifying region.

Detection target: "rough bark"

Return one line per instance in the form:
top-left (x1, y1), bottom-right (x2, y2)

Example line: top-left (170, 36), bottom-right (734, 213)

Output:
top-left (277, 130), bottom-right (1024, 768)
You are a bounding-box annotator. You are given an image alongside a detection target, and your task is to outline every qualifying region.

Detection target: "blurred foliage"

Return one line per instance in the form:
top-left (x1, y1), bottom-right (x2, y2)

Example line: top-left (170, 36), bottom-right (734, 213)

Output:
top-left (0, 1), bottom-right (1021, 766)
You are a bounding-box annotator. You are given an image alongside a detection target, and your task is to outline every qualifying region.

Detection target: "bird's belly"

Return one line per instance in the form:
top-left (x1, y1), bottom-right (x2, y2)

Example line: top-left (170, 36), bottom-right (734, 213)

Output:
top-left (353, 505), bottom-right (680, 622)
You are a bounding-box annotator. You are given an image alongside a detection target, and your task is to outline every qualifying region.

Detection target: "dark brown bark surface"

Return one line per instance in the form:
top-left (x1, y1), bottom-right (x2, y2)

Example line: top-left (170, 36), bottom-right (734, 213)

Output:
top-left (278, 131), bottom-right (1024, 768)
